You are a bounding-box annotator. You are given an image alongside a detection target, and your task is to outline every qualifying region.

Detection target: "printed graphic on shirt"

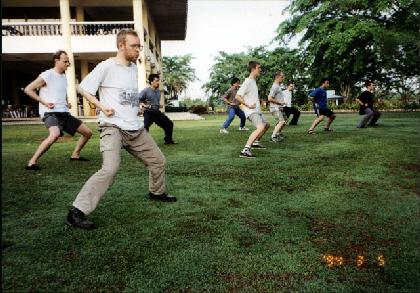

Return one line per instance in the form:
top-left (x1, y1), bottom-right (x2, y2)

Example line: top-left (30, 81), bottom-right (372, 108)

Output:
top-left (120, 89), bottom-right (141, 107)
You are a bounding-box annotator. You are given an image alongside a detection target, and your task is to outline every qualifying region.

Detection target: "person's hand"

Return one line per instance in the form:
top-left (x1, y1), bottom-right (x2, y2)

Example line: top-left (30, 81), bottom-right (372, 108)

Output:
top-left (247, 102), bottom-right (256, 109)
top-left (102, 108), bottom-right (115, 117)
top-left (44, 102), bottom-right (55, 109)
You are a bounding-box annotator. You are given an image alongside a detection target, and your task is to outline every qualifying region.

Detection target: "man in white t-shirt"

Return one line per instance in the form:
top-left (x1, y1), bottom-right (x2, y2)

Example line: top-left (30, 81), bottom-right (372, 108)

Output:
top-left (282, 81), bottom-right (301, 125)
top-left (268, 71), bottom-right (287, 142)
top-left (66, 29), bottom-right (176, 230)
top-left (235, 61), bottom-right (270, 158)
top-left (23, 50), bottom-right (93, 171)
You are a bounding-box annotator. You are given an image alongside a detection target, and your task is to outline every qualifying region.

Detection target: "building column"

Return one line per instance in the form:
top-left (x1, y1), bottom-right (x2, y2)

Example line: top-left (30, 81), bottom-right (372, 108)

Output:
top-left (132, 0), bottom-right (147, 90)
top-left (80, 60), bottom-right (93, 116)
top-left (60, 0), bottom-right (78, 116)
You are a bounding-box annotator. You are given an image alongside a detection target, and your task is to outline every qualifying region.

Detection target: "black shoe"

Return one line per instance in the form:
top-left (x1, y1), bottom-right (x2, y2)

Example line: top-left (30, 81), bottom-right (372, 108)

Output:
top-left (65, 207), bottom-right (96, 230)
top-left (25, 164), bottom-right (41, 171)
top-left (164, 141), bottom-right (177, 145)
top-left (368, 123), bottom-right (379, 127)
top-left (149, 192), bottom-right (177, 202)
top-left (70, 157), bottom-right (90, 161)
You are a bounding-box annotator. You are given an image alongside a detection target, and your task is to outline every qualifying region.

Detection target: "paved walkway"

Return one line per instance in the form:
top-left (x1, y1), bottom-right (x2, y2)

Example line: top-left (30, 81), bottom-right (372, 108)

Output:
top-left (2, 112), bottom-right (204, 125)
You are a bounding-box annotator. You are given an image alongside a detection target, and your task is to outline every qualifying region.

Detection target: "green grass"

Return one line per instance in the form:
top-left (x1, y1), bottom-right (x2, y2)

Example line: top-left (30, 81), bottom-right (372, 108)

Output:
top-left (2, 112), bottom-right (420, 292)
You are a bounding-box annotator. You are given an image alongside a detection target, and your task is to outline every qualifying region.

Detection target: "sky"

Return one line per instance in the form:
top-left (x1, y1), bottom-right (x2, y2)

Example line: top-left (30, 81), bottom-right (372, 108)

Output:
top-left (161, 0), bottom-right (292, 100)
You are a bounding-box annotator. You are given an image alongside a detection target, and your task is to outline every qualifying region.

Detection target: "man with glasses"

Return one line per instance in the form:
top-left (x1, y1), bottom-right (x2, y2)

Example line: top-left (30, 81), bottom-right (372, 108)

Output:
top-left (65, 29), bottom-right (176, 230)
top-left (23, 50), bottom-right (93, 170)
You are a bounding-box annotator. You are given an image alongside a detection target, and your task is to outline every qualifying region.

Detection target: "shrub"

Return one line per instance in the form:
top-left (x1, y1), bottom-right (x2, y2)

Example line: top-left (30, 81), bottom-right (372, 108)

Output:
top-left (189, 105), bottom-right (208, 114)
top-left (165, 106), bottom-right (188, 112)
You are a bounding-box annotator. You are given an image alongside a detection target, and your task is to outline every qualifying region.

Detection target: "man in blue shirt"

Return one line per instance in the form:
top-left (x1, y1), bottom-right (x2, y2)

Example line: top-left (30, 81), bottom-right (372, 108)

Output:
top-left (307, 78), bottom-right (336, 134)
top-left (139, 74), bottom-right (176, 144)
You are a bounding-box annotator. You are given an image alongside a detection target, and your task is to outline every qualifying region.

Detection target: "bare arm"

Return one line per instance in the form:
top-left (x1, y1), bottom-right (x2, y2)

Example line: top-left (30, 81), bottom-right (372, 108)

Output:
top-left (235, 94), bottom-right (256, 109)
top-left (77, 85), bottom-right (115, 117)
top-left (268, 95), bottom-right (286, 105)
top-left (24, 77), bottom-right (55, 109)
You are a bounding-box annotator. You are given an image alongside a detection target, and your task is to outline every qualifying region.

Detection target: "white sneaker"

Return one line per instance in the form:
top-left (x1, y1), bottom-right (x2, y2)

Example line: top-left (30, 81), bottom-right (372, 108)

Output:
top-left (220, 128), bottom-right (229, 134)
top-left (240, 148), bottom-right (255, 158)
top-left (239, 127), bottom-right (249, 131)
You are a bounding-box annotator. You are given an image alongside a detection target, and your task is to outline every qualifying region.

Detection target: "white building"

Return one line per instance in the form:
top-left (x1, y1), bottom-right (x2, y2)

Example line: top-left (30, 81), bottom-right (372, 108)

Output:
top-left (2, 0), bottom-right (187, 117)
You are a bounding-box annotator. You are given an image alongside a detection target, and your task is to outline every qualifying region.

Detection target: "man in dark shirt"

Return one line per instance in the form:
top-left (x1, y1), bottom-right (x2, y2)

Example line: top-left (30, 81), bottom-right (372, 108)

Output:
top-left (307, 78), bottom-right (336, 134)
top-left (220, 77), bottom-right (248, 134)
top-left (355, 80), bottom-right (381, 128)
top-left (139, 74), bottom-right (176, 144)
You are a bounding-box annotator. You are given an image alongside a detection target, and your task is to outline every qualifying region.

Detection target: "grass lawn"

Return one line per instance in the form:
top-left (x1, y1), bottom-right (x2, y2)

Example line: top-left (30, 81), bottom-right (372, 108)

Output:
top-left (2, 112), bottom-right (420, 292)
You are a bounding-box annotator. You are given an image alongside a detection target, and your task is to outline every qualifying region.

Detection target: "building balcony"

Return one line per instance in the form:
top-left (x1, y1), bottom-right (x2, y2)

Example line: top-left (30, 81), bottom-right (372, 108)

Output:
top-left (2, 21), bottom-right (135, 54)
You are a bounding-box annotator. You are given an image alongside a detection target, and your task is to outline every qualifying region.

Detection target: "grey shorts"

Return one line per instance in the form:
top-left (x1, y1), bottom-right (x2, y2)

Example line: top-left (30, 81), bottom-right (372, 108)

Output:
top-left (271, 109), bottom-right (287, 123)
top-left (43, 112), bottom-right (82, 136)
top-left (247, 112), bottom-right (268, 128)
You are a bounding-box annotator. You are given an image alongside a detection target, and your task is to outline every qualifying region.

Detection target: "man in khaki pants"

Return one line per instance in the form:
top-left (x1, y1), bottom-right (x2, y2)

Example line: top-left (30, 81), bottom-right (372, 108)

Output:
top-left (66, 29), bottom-right (176, 230)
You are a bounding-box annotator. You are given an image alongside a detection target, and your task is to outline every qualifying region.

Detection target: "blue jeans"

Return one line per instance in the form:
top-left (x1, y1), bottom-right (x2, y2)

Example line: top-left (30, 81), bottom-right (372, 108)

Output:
top-left (222, 106), bottom-right (246, 129)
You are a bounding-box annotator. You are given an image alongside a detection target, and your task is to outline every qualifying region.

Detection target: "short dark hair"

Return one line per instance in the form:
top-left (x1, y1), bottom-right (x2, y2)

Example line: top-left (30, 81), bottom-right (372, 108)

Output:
top-left (320, 78), bottom-right (330, 85)
top-left (148, 73), bottom-right (160, 84)
top-left (116, 29), bottom-right (139, 48)
top-left (53, 50), bottom-right (67, 62)
top-left (365, 80), bottom-right (374, 87)
top-left (286, 80), bottom-right (295, 86)
top-left (247, 61), bottom-right (260, 73)
top-left (230, 77), bottom-right (240, 85)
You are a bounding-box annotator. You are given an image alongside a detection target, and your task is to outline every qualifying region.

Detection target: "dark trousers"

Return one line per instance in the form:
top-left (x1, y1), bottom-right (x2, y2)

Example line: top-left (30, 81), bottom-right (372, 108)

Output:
top-left (357, 108), bottom-right (381, 128)
top-left (283, 106), bottom-right (301, 125)
top-left (143, 110), bottom-right (174, 143)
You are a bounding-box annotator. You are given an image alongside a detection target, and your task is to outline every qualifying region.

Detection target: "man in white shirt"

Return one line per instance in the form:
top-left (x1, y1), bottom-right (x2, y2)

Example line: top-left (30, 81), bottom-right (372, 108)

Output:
top-left (282, 81), bottom-right (301, 125)
top-left (235, 61), bottom-right (270, 158)
top-left (66, 29), bottom-right (176, 230)
top-left (23, 50), bottom-right (93, 171)
top-left (268, 71), bottom-right (287, 142)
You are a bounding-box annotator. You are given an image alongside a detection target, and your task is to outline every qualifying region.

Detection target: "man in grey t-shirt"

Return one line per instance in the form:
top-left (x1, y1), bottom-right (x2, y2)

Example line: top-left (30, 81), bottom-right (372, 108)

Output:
top-left (219, 77), bottom-right (248, 134)
top-left (139, 73), bottom-right (176, 144)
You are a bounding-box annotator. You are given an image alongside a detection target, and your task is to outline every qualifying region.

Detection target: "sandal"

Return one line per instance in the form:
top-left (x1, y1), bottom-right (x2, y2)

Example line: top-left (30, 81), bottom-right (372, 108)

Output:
top-left (307, 129), bottom-right (315, 135)
top-left (324, 128), bottom-right (333, 132)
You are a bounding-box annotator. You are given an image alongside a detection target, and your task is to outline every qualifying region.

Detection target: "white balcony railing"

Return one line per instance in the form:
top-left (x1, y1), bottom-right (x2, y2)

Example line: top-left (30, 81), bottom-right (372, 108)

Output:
top-left (2, 21), bottom-right (135, 37)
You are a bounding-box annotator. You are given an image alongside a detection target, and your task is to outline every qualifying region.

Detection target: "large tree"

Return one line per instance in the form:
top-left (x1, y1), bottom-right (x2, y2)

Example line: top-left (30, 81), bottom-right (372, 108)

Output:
top-left (203, 47), bottom-right (305, 107)
top-left (276, 0), bottom-right (420, 99)
top-left (162, 54), bottom-right (197, 100)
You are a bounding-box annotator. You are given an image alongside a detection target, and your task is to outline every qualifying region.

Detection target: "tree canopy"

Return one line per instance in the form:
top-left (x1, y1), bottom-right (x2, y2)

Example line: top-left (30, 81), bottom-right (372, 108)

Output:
top-left (204, 0), bottom-right (419, 105)
top-left (162, 54), bottom-right (197, 100)
top-left (276, 0), bottom-right (420, 99)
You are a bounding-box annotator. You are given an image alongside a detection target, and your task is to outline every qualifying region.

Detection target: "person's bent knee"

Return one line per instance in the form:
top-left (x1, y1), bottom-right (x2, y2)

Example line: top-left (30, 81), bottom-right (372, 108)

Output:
top-left (85, 129), bottom-right (93, 139)
top-left (99, 164), bottom-right (119, 179)
top-left (47, 133), bottom-right (60, 144)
